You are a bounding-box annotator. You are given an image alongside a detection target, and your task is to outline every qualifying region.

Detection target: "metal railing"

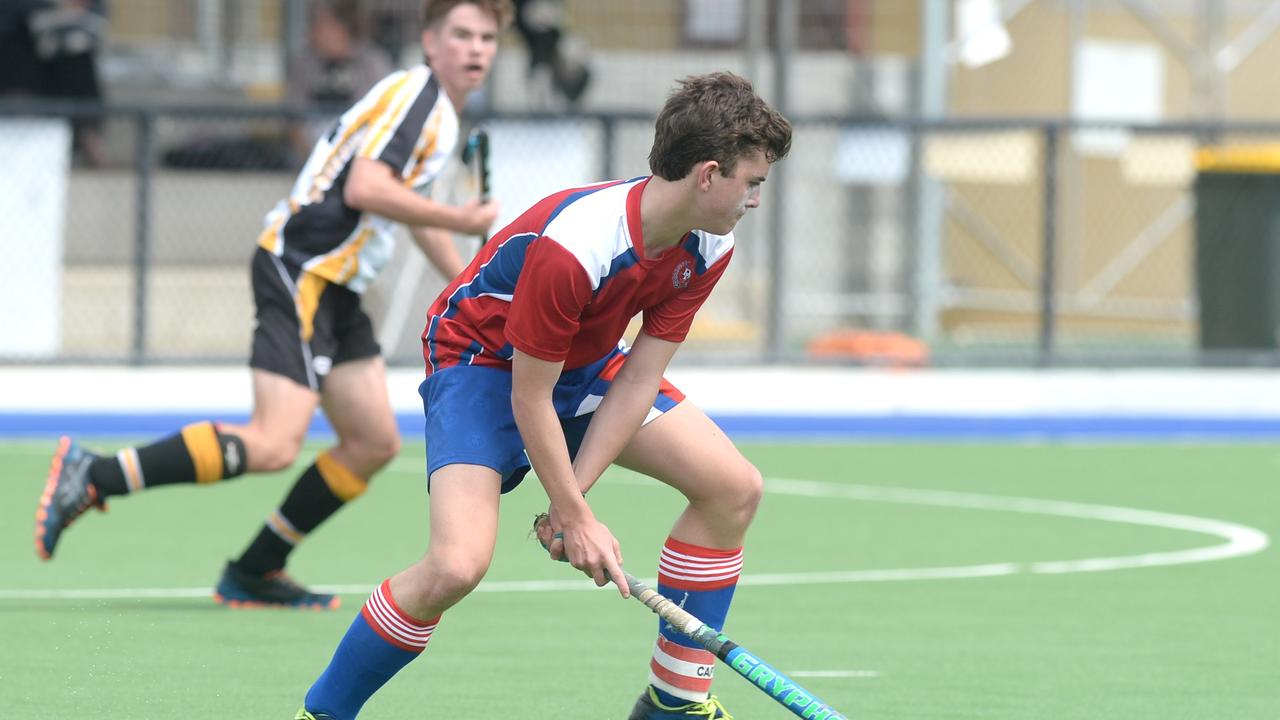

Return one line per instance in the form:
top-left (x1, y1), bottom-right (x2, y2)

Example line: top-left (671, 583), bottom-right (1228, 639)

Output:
top-left (6, 98), bottom-right (1280, 367)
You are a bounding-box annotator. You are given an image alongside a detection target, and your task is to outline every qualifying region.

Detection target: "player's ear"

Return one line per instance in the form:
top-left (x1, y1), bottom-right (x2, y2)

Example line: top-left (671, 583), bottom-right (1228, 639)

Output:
top-left (420, 28), bottom-right (436, 63)
top-left (696, 160), bottom-right (719, 190)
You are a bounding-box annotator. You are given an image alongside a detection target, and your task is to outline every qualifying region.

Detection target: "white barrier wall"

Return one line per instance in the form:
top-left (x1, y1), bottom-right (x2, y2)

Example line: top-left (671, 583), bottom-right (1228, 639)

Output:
top-left (0, 119), bottom-right (69, 357)
top-left (3, 366), bottom-right (1280, 439)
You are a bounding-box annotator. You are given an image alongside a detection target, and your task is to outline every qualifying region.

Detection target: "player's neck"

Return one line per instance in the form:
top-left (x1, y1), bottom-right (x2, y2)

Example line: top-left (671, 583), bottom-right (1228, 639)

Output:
top-left (441, 85), bottom-right (469, 111)
top-left (638, 176), bottom-right (695, 258)
top-left (430, 70), bottom-right (471, 110)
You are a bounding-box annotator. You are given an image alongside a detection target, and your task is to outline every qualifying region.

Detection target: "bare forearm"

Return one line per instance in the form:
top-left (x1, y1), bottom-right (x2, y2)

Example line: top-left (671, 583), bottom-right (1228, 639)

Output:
top-left (348, 178), bottom-right (466, 230)
top-left (411, 227), bottom-right (466, 279)
top-left (511, 349), bottom-right (626, 594)
top-left (343, 157), bottom-right (499, 235)
top-left (514, 397), bottom-right (593, 520)
top-left (511, 350), bottom-right (588, 515)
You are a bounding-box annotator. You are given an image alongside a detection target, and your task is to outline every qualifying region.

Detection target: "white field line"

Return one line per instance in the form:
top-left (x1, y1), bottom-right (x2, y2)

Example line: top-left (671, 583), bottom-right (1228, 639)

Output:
top-left (786, 671), bottom-right (880, 679)
top-left (760, 478), bottom-right (1270, 574)
top-left (1, 478), bottom-right (1268, 601)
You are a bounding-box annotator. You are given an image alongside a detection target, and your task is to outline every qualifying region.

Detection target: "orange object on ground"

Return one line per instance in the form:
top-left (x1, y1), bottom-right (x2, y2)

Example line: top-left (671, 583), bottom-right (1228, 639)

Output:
top-left (806, 329), bottom-right (929, 367)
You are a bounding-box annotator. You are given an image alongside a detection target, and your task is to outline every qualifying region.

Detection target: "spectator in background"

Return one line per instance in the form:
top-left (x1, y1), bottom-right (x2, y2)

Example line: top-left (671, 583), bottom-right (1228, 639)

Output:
top-left (286, 0), bottom-right (394, 164)
top-left (0, 1), bottom-right (47, 97)
top-left (0, 0), bottom-right (109, 167)
top-left (512, 0), bottom-right (590, 107)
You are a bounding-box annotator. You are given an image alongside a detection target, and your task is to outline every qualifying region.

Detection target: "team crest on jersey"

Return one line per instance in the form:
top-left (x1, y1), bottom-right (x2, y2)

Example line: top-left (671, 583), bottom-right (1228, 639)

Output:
top-left (672, 259), bottom-right (694, 289)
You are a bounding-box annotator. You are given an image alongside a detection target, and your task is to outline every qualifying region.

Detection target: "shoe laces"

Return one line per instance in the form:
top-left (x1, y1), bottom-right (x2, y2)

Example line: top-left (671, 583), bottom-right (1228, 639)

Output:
top-left (686, 696), bottom-right (731, 719)
top-left (650, 689), bottom-right (732, 719)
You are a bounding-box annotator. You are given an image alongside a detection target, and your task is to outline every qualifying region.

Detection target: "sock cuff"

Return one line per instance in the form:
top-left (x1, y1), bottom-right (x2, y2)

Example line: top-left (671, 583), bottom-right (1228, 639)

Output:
top-left (214, 423), bottom-right (247, 478)
top-left (359, 580), bottom-right (440, 653)
top-left (180, 422), bottom-right (224, 484)
top-left (662, 536), bottom-right (743, 559)
top-left (316, 450), bottom-right (368, 502)
top-left (650, 634), bottom-right (716, 701)
top-left (658, 537), bottom-right (743, 591)
top-left (179, 422), bottom-right (247, 482)
top-left (265, 510), bottom-right (305, 546)
top-left (116, 447), bottom-right (145, 493)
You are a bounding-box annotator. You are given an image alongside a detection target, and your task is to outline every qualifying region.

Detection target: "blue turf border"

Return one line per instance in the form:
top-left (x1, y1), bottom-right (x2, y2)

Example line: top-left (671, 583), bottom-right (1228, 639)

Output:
top-left (5, 412), bottom-right (1280, 440)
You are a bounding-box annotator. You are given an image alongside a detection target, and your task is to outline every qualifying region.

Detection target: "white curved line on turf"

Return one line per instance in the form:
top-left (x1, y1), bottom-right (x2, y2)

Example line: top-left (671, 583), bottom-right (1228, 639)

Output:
top-left (1, 478), bottom-right (1267, 600)
top-left (787, 671), bottom-right (880, 679)
top-left (761, 478), bottom-right (1270, 574)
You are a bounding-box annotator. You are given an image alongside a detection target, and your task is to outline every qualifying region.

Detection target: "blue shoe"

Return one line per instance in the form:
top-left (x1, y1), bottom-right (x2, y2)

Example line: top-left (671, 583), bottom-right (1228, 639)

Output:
top-left (214, 561), bottom-right (340, 610)
top-left (35, 437), bottom-right (105, 560)
top-left (628, 687), bottom-right (732, 719)
top-left (295, 709), bottom-right (337, 720)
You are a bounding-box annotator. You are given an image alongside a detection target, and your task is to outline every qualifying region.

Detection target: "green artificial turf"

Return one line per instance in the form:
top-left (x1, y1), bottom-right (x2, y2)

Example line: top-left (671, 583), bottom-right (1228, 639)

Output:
top-left (1, 440), bottom-right (1276, 719)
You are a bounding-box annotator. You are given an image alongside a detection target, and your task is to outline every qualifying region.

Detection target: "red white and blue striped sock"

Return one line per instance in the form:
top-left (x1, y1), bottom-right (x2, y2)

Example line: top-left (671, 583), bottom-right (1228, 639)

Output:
top-left (303, 580), bottom-right (440, 719)
top-left (649, 537), bottom-right (743, 705)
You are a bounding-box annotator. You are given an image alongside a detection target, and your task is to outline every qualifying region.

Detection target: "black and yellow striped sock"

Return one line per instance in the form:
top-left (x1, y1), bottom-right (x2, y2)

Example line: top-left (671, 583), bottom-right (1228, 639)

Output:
top-left (88, 421), bottom-right (247, 497)
top-left (234, 450), bottom-right (367, 576)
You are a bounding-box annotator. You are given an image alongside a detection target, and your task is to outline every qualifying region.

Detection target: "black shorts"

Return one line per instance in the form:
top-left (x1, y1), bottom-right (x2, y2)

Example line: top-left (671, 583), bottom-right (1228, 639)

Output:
top-left (249, 247), bottom-right (381, 391)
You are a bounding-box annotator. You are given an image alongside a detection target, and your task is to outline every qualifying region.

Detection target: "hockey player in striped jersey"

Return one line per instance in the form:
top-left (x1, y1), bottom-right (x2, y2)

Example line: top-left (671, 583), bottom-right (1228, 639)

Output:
top-left (295, 72), bottom-right (792, 720)
top-left (35, 0), bottom-right (512, 611)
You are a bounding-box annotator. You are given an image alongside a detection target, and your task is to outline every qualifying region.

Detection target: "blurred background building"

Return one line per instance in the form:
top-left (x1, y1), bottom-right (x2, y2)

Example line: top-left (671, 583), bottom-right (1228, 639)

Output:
top-left (5, 0), bottom-right (1280, 368)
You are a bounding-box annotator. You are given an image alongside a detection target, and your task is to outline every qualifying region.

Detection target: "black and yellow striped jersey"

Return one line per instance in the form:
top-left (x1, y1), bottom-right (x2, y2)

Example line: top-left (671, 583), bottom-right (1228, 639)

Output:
top-left (257, 64), bottom-right (460, 293)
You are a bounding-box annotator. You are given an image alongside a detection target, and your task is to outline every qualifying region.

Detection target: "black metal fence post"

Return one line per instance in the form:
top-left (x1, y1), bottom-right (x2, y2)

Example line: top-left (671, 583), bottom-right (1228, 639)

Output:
top-left (764, 2), bottom-right (797, 362)
top-left (1038, 123), bottom-right (1060, 367)
top-left (132, 110), bottom-right (154, 365)
top-left (600, 114), bottom-right (615, 181)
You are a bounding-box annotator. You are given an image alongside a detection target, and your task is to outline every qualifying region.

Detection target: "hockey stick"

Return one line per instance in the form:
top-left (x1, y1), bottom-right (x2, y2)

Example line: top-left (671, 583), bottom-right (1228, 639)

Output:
top-left (461, 125), bottom-right (491, 242)
top-left (532, 517), bottom-right (847, 718)
top-left (471, 126), bottom-right (491, 202)
top-left (622, 571), bottom-right (849, 720)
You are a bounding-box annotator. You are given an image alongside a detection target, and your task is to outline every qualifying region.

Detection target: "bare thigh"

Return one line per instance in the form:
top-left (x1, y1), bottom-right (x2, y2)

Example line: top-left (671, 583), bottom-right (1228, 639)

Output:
top-left (219, 368), bottom-right (319, 473)
top-left (389, 463), bottom-right (503, 619)
top-left (615, 401), bottom-right (763, 549)
top-left (321, 356), bottom-right (401, 478)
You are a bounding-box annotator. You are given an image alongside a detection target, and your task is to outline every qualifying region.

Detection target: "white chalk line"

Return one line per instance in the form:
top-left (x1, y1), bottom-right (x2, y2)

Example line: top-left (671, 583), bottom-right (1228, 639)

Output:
top-left (787, 671), bottom-right (880, 679)
top-left (1, 476), bottom-right (1267, 600)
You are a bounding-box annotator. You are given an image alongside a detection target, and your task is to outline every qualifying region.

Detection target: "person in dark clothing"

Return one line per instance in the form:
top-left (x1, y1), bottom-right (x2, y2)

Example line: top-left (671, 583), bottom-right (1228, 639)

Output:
top-left (285, 0), bottom-right (395, 163)
top-left (512, 0), bottom-right (590, 106)
top-left (0, 0), bottom-right (109, 166)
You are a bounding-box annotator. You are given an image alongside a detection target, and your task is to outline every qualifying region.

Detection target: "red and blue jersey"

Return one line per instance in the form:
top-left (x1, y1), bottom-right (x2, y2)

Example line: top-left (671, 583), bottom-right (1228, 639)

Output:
top-left (422, 176), bottom-right (734, 374)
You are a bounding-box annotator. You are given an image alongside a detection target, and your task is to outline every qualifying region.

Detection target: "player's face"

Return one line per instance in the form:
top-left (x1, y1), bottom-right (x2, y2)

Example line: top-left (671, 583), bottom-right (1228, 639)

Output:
top-left (422, 3), bottom-right (500, 104)
top-left (702, 149), bottom-right (770, 235)
top-left (309, 7), bottom-right (352, 59)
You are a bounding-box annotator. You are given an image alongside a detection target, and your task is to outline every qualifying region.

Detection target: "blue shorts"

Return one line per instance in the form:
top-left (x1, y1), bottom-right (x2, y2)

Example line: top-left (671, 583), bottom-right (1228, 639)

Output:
top-left (419, 346), bottom-right (684, 493)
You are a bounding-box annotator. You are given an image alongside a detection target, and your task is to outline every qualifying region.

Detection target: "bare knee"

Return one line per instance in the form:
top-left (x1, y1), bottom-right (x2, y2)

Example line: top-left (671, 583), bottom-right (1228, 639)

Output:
top-left (337, 430), bottom-right (401, 476)
top-left (684, 460), bottom-right (764, 534)
top-left (411, 551), bottom-right (491, 611)
top-left (240, 425), bottom-right (306, 472)
top-left (728, 461), bottom-right (765, 528)
top-left (369, 431), bottom-right (402, 469)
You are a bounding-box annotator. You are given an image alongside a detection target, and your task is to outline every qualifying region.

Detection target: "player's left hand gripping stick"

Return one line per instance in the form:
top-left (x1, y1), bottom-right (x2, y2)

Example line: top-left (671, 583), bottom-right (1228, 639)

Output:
top-left (533, 512), bottom-right (568, 562)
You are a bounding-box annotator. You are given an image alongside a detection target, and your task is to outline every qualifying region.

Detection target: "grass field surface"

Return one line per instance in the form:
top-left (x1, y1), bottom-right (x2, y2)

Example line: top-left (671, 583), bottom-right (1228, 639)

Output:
top-left (2, 439), bottom-right (1276, 719)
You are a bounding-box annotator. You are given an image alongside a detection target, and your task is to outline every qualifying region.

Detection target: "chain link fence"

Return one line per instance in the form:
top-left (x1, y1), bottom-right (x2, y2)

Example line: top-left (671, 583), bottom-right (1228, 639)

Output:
top-left (7, 1), bottom-right (1280, 366)
top-left (8, 103), bottom-right (1280, 366)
